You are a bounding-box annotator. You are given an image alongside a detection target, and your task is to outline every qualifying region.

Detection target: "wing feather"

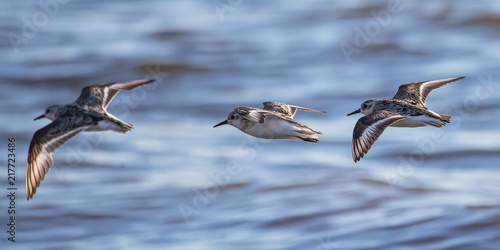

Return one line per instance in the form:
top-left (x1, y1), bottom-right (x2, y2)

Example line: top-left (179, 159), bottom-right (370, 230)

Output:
top-left (262, 102), bottom-right (325, 118)
top-left (234, 107), bottom-right (268, 123)
top-left (352, 111), bottom-right (405, 162)
top-left (26, 119), bottom-right (90, 200)
top-left (393, 77), bottom-right (465, 105)
top-left (74, 79), bottom-right (156, 110)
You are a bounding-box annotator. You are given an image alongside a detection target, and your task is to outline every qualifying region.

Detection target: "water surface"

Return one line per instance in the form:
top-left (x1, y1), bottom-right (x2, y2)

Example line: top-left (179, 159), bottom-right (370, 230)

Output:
top-left (0, 0), bottom-right (499, 249)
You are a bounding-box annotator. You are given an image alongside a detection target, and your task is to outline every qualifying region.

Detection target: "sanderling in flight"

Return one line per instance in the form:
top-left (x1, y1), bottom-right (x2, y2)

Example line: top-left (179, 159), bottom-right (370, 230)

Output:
top-left (26, 79), bottom-right (155, 200)
top-left (347, 76), bottom-right (465, 162)
top-left (214, 102), bottom-right (325, 142)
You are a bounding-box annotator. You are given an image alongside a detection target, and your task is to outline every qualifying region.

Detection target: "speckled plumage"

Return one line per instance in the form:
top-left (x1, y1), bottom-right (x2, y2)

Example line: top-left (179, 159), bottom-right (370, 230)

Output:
top-left (26, 79), bottom-right (155, 200)
top-left (348, 77), bottom-right (465, 162)
top-left (214, 102), bottom-right (325, 142)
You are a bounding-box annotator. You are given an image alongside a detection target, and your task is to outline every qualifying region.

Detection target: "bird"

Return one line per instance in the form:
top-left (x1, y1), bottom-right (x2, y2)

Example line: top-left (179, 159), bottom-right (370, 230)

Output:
top-left (26, 79), bottom-right (156, 200)
top-left (214, 102), bottom-right (325, 142)
top-left (347, 76), bottom-right (465, 162)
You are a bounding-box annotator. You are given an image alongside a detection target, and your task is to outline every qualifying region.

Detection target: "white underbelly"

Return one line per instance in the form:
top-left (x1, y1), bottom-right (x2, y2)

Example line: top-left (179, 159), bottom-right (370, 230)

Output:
top-left (243, 120), bottom-right (298, 139)
top-left (391, 116), bottom-right (429, 127)
top-left (85, 120), bottom-right (121, 131)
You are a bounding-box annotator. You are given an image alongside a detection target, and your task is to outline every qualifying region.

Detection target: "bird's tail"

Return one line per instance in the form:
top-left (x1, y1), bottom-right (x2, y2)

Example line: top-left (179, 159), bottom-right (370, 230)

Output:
top-left (426, 110), bottom-right (452, 126)
top-left (294, 125), bottom-right (322, 143)
top-left (438, 113), bottom-right (451, 123)
top-left (105, 113), bottom-right (133, 133)
top-left (422, 112), bottom-right (451, 128)
top-left (114, 119), bottom-right (133, 133)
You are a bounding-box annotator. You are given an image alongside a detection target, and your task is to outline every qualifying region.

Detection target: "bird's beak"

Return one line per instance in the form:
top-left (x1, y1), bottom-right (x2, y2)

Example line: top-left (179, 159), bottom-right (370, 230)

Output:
top-left (347, 109), bottom-right (361, 116)
top-left (213, 120), bottom-right (228, 128)
top-left (34, 114), bottom-right (45, 120)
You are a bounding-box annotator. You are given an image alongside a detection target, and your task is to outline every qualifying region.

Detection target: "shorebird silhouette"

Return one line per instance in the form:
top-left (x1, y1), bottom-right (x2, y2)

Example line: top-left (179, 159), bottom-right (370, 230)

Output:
top-left (214, 102), bottom-right (325, 142)
top-left (347, 77), bottom-right (465, 162)
top-left (26, 79), bottom-right (155, 200)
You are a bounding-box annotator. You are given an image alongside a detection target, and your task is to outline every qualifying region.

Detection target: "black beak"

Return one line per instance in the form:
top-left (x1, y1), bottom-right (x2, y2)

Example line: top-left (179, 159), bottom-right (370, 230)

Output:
top-left (213, 120), bottom-right (228, 128)
top-left (34, 114), bottom-right (45, 120)
top-left (347, 109), bottom-right (361, 116)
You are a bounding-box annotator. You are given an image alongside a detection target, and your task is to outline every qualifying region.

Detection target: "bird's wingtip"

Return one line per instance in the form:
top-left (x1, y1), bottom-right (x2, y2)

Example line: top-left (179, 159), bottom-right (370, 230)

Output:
top-left (448, 76), bottom-right (466, 81)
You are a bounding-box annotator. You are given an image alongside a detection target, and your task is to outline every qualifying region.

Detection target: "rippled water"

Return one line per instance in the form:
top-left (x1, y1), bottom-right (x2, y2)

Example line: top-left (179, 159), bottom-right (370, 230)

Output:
top-left (1, 0), bottom-right (500, 249)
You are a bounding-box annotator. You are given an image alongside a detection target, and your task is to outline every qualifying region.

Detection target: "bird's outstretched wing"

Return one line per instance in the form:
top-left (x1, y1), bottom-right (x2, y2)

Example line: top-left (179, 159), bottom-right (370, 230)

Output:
top-left (74, 79), bottom-right (156, 110)
top-left (392, 77), bottom-right (465, 105)
top-left (352, 111), bottom-right (405, 162)
top-left (262, 102), bottom-right (325, 118)
top-left (26, 118), bottom-right (90, 200)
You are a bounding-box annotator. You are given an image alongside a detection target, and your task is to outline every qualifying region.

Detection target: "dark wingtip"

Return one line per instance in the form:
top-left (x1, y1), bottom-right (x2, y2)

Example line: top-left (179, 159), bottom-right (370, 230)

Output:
top-left (451, 76), bottom-right (466, 82)
top-left (353, 153), bottom-right (363, 163)
top-left (26, 188), bottom-right (34, 201)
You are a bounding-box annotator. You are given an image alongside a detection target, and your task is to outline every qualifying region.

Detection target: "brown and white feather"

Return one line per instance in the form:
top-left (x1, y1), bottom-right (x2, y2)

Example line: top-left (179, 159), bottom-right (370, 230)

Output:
top-left (26, 119), bottom-right (91, 200)
top-left (352, 111), bottom-right (405, 162)
top-left (393, 77), bottom-right (465, 105)
top-left (262, 102), bottom-right (325, 118)
top-left (74, 79), bottom-right (155, 110)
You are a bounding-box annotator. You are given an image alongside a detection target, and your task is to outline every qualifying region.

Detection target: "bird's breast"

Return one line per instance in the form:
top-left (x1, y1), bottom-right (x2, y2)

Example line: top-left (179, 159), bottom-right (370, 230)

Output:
top-left (390, 115), bottom-right (433, 127)
top-left (240, 120), bottom-right (297, 139)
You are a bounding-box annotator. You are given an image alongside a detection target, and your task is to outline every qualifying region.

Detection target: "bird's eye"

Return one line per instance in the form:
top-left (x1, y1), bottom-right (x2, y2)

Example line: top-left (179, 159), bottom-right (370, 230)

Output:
top-left (362, 104), bottom-right (367, 109)
top-left (230, 115), bottom-right (235, 119)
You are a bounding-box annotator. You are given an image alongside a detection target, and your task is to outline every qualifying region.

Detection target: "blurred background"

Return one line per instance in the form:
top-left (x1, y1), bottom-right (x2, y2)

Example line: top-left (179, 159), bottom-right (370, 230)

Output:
top-left (1, 0), bottom-right (500, 249)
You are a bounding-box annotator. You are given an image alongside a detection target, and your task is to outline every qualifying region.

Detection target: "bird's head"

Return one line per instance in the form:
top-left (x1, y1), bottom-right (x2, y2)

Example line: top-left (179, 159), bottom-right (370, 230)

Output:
top-left (214, 111), bottom-right (241, 128)
top-left (35, 105), bottom-right (61, 121)
top-left (347, 100), bottom-right (375, 116)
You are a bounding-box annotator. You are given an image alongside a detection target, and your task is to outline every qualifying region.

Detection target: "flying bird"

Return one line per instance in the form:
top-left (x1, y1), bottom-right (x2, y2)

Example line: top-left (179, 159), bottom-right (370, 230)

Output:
top-left (347, 77), bottom-right (465, 162)
top-left (214, 102), bottom-right (325, 142)
top-left (26, 79), bottom-right (155, 200)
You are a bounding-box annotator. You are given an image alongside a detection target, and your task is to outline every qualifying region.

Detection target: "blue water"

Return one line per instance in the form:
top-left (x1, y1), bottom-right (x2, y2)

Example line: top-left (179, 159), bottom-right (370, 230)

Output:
top-left (1, 0), bottom-right (500, 249)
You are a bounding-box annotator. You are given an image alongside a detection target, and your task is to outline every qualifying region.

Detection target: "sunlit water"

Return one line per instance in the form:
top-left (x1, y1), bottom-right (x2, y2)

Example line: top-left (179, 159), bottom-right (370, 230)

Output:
top-left (1, 0), bottom-right (500, 249)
